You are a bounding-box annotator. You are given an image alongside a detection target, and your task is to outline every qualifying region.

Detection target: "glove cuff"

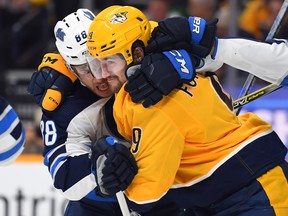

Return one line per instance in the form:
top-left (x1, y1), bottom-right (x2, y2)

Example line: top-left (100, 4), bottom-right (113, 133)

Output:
top-left (188, 16), bottom-right (206, 44)
top-left (162, 49), bottom-right (195, 81)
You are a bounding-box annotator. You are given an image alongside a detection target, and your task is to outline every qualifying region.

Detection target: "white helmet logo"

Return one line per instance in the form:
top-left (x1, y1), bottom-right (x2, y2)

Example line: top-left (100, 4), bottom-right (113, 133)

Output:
top-left (110, 12), bottom-right (128, 24)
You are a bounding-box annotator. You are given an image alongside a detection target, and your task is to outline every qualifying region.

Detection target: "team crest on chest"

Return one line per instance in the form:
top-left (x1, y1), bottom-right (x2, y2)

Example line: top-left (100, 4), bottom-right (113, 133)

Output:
top-left (110, 12), bottom-right (128, 24)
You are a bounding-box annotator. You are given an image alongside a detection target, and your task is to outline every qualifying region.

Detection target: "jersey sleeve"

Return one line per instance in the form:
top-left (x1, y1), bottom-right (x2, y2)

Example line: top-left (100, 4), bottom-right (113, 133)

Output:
top-left (215, 38), bottom-right (288, 86)
top-left (41, 87), bottom-right (116, 202)
top-left (0, 97), bottom-right (25, 166)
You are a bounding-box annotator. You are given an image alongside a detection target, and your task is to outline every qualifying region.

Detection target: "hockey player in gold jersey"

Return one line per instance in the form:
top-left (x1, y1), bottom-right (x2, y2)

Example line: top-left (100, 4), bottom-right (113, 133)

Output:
top-left (86, 5), bottom-right (288, 216)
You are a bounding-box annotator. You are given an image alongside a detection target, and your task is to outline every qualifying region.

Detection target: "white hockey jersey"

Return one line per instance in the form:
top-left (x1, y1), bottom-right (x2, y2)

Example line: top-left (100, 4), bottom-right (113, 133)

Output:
top-left (198, 38), bottom-right (288, 86)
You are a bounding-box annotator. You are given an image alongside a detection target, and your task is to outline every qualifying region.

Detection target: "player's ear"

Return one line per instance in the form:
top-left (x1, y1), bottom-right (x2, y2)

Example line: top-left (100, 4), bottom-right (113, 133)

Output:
top-left (132, 46), bottom-right (145, 64)
top-left (132, 40), bottom-right (145, 64)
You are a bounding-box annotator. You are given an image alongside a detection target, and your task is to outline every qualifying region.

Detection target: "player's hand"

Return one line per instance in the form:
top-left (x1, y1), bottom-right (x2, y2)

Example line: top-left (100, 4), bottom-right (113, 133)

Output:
top-left (146, 16), bottom-right (218, 58)
top-left (125, 49), bottom-right (197, 108)
top-left (90, 136), bottom-right (138, 197)
top-left (27, 53), bottom-right (77, 111)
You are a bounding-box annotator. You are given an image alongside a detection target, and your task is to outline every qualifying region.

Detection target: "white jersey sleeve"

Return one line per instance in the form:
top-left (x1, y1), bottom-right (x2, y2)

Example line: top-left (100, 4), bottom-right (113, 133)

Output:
top-left (198, 38), bottom-right (288, 86)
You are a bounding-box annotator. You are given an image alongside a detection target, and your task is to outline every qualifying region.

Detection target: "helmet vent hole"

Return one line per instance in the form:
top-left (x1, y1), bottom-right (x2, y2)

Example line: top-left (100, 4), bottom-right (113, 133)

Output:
top-left (67, 46), bottom-right (73, 50)
top-left (136, 17), bottom-right (143, 22)
top-left (80, 42), bottom-right (86, 45)
top-left (101, 45), bottom-right (107, 49)
top-left (111, 40), bottom-right (116, 45)
top-left (102, 46), bottom-right (115, 52)
top-left (65, 23), bottom-right (70, 28)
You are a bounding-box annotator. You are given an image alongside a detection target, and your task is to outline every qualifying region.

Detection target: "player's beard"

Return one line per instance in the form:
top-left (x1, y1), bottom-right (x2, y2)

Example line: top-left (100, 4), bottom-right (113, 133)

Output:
top-left (107, 76), bottom-right (125, 93)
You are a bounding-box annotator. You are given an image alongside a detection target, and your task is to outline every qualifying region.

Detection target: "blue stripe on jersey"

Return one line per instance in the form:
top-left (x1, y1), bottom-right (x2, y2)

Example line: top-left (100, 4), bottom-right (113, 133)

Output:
top-left (43, 149), bottom-right (51, 166)
top-left (44, 144), bottom-right (67, 167)
top-left (85, 190), bottom-right (117, 202)
top-left (0, 108), bottom-right (18, 134)
top-left (0, 128), bottom-right (25, 161)
top-left (50, 155), bottom-right (69, 178)
top-left (280, 76), bottom-right (288, 87)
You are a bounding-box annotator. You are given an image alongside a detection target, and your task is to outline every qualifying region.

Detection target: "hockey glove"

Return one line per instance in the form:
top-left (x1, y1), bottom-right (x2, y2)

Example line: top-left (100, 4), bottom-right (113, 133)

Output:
top-left (27, 53), bottom-right (77, 111)
top-left (146, 16), bottom-right (218, 58)
top-left (125, 49), bottom-right (197, 108)
top-left (90, 136), bottom-right (138, 197)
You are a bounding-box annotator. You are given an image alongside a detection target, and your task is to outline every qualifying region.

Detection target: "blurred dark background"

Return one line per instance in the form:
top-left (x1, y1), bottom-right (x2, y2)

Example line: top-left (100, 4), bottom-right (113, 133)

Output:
top-left (1, 0), bottom-right (287, 154)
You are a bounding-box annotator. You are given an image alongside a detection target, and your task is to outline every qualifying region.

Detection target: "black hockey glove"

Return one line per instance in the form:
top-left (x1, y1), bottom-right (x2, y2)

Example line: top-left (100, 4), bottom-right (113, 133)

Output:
top-left (27, 53), bottom-right (77, 111)
top-left (146, 16), bottom-right (218, 58)
top-left (90, 136), bottom-right (138, 197)
top-left (125, 49), bottom-right (198, 108)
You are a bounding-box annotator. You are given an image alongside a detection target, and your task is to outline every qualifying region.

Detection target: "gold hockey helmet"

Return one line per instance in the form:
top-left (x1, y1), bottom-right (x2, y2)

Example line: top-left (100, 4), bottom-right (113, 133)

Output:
top-left (87, 5), bottom-right (151, 65)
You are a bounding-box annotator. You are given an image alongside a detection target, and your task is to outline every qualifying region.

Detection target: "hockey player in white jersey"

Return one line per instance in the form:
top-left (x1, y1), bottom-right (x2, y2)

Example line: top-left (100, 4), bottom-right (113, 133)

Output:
top-left (0, 97), bottom-right (25, 165)
top-left (28, 8), bottom-right (191, 216)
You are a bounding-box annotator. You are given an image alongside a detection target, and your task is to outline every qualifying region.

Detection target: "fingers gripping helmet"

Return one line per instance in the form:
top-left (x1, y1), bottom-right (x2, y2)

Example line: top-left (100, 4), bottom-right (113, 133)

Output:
top-left (87, 5), bottom-right (151, 65)
top-left (54, 8), bottom-right (95, 66)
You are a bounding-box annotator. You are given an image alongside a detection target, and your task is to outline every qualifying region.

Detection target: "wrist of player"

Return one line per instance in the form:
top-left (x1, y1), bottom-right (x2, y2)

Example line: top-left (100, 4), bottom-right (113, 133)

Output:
top-left (188, 17), bottom-right (218, 57)
top-left (124, 50), bottom-right (197, 108)
top-left (162, 49), bottom-right (196, 84)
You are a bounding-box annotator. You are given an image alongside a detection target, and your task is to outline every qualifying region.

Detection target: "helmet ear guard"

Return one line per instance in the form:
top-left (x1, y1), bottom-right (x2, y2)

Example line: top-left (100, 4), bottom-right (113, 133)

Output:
top-left (87, 5), bottom-right (151, 65)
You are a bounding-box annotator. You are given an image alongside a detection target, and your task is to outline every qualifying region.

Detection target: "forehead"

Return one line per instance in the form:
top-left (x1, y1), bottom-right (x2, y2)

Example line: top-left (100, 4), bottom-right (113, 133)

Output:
top-left (98, 53), bottom-right (124, 62)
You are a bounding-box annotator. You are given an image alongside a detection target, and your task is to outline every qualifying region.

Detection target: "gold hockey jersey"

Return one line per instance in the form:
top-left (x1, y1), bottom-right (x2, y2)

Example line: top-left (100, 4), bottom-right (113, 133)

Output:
top-left (113, 73), bottom-right (286, 208)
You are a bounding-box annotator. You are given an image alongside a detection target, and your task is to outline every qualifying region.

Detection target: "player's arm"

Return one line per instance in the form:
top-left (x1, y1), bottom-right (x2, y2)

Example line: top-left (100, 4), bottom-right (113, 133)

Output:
top-left (125, 49), bottom-right (198, 108)
top-left (212, 38), bottom-right (288, 86)
top-left (125, 16), bottom-right (218, 108)
top-left (126, 16), bottom-right (288, 108)
top-left (40, 102), bottom-right (116, 202)
top-left (0, 97), bottom-right (25, 165)
top-left (27, 53), bottom-right (77, 112)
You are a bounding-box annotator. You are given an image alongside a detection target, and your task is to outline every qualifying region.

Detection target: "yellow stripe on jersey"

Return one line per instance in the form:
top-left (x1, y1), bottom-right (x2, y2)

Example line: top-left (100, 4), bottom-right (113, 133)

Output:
top-left (114, 74), bottom-right (273, 204)
top-left (257, 165), bottom-right (288, 216)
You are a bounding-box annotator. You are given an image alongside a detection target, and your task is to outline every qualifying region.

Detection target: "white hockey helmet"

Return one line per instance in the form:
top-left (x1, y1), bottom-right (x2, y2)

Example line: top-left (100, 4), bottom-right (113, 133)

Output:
top-left (54, 8), bottom-right (95, 66)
